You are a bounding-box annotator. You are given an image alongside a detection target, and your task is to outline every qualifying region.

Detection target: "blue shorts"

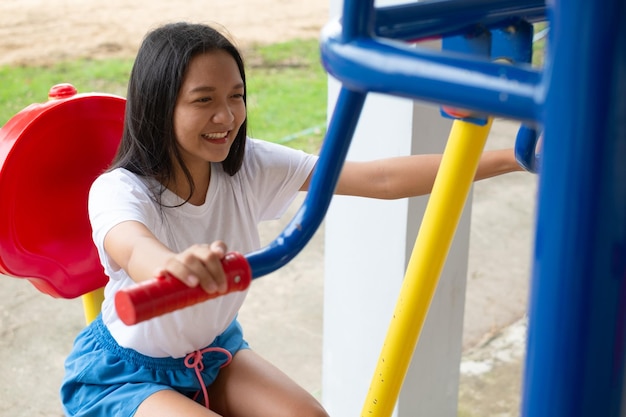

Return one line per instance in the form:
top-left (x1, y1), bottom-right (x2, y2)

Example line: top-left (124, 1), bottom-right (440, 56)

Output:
top-left (60, 315), bottom-right (249, 417)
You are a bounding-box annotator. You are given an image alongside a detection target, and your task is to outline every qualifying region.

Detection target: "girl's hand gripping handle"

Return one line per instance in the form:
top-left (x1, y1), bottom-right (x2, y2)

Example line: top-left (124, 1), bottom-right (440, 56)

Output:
top-left (115, 252), bottom-right (251, 325)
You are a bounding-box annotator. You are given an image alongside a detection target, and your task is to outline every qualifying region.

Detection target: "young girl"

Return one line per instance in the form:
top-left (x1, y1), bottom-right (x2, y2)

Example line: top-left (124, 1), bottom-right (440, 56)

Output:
top-left (61, 22), bottom-right (523, 417)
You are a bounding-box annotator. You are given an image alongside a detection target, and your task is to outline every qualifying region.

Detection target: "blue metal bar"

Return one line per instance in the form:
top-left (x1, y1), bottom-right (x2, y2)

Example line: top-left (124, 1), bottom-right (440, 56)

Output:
top-left (249, 0), bottom-right (546, 277)
top-left (522, 0), bottom-right (626, 416)
top-left (375, 0), bottom-right (546, 41)
top-left (339, 0), bottom-right (375, 42)
top-left (249, 0), bottom-right (546, 282)
top-left (246, 88), bottom-right (366, 278)
top-left (514, 125), bottom-right (541, 173)
top-left (321, 25), bottom-right (541, 122)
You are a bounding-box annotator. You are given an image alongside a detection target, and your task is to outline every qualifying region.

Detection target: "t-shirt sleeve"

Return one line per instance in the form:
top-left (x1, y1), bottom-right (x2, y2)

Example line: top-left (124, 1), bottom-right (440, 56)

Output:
top-left (88, 170), bottom-right (154, 272)
top-left (244, 138), bottom-right (318, 221)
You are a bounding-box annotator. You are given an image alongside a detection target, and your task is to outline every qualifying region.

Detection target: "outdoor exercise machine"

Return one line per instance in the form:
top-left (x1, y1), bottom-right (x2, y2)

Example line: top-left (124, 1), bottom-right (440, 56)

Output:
top-left (0, 0), bottom-right (624, 417)
top-left (315, 2), bottom-right (624, 417)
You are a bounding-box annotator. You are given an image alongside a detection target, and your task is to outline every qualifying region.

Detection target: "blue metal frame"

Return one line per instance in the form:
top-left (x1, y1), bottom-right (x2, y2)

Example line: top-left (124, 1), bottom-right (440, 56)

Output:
top-left (374, 0), bottom-right (545, 41)
top-left (248, 1), bottom-right (546, 277)
top-left (248, 0), bottom-right (626, 415)
top-left (523, 1), bottom-right (626, 416)
top-left (249, 0), bottom-right (546, 274)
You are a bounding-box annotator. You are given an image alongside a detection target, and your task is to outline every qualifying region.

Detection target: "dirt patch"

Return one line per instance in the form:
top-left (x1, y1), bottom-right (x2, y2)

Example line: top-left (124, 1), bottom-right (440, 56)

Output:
top-left (0, 0), bottom-right (328, 67)
top-left (458, 317), bottom-right (527, 417)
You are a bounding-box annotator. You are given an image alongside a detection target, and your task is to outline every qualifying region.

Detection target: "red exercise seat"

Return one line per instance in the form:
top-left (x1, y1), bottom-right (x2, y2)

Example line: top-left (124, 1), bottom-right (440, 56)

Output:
top-left (0, 84), bottom-right (124, 298)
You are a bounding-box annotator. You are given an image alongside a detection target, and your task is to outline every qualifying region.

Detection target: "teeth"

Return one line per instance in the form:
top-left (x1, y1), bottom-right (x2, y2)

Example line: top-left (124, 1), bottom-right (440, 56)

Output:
top-left (202, 132), bottom-right (228, 139)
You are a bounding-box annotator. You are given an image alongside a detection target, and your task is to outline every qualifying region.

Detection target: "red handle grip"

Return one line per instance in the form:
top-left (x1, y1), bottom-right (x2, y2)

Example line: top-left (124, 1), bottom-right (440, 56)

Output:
top-left (115, 252), bottom-right (251, 325)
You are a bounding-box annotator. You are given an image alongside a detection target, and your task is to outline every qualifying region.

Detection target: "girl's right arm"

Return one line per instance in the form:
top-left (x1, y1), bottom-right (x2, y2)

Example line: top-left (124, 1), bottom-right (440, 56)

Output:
top-left (104, 220), bottom-right (229, 294)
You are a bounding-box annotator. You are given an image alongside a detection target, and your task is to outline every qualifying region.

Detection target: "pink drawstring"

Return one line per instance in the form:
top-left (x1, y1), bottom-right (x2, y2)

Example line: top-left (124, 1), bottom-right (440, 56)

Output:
top-left (184, 347), bottom-right (233, 409)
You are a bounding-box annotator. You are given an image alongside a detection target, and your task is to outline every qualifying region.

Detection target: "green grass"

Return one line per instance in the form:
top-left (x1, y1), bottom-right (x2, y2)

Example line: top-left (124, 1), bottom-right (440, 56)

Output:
top-left (0, 39), bottom-right (327, 154)
top-left (532, 22), bottom-right (548, 68)
top-left (244, 39), bottom-right (327, 153)
top-left (0, 33), bottom-right (546, 153)
top-left (0, 59), bottom-right (132, 123)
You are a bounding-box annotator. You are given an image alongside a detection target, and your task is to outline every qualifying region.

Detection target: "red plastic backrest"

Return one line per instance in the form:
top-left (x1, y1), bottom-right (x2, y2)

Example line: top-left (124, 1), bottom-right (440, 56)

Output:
top-left (0, 84), bottom-right (125, 298)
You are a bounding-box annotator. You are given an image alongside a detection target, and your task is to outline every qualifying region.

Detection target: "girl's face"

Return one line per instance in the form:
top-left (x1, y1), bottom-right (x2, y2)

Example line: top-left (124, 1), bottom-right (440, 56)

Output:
top-left (173, 50), bottom-right (246, 171)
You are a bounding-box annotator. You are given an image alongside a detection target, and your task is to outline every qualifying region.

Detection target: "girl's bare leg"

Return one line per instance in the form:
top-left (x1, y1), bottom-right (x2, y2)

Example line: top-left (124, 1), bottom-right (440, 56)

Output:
top-left (208, 349), bottom-right (329, 417)
top-left (135, 389), bottom-right (222, 417)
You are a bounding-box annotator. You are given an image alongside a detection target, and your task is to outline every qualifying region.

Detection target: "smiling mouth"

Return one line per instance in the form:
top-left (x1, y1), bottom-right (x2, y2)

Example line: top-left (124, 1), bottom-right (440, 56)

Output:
top-left (201, 131), bottom-right (229, 140)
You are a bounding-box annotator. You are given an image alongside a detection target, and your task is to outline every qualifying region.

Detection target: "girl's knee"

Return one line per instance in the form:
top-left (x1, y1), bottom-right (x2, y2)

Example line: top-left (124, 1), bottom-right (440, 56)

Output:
top-left (283, 399), bottom-right (329, 417)
top-left (309, 404), bottom-right (330, 417)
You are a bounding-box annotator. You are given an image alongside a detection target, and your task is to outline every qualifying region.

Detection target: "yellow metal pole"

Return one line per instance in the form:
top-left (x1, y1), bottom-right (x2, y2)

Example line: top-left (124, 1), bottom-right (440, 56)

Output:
top-left (361, 117), bottom-right (493, 417)
top-left (81, 287), bottom-right (105, 324)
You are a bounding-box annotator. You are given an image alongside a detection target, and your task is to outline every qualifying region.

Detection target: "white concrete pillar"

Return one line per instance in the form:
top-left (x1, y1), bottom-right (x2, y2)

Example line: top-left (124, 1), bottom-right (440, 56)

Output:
top-left (322, 1), bottom-right (471, 416)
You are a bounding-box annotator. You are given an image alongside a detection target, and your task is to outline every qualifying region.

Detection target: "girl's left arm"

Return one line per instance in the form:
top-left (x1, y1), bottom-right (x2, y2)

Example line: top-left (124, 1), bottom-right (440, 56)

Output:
top-left (301, 148), bottom-right (522, 199)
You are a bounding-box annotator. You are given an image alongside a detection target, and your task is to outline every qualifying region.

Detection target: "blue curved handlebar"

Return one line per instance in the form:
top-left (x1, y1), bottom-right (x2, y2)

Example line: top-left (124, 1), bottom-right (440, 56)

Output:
top-left (515, 124), bottom-right (542, 173)
top-left (245, 0), bottom-right (547, 279)
top-left (246, 88), bottom-right (366, 278)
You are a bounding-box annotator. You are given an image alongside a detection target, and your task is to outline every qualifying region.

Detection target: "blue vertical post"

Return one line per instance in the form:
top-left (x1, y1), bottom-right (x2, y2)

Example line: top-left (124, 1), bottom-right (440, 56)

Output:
top-left (523, 0), bottom-right (626, 416)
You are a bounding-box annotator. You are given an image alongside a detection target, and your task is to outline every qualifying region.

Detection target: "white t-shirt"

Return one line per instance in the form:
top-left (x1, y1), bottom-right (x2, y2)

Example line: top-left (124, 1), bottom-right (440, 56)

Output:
top-left (89, 138), bottom-right (317, 358)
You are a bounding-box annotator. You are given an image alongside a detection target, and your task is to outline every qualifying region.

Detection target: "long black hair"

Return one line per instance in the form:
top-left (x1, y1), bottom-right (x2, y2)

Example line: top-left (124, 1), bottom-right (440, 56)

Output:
top-left (111, 22), bottom-right (247, 203)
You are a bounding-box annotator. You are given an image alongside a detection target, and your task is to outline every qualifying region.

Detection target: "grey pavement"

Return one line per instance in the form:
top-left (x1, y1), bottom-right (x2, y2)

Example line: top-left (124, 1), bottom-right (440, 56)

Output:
top-left (0, 118), bottom-right (537, 416)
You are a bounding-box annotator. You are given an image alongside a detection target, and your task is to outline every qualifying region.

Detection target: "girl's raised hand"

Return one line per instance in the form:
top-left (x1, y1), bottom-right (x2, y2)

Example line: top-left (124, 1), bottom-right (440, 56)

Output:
top-left (154, 241), bottom-right (229, 294)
